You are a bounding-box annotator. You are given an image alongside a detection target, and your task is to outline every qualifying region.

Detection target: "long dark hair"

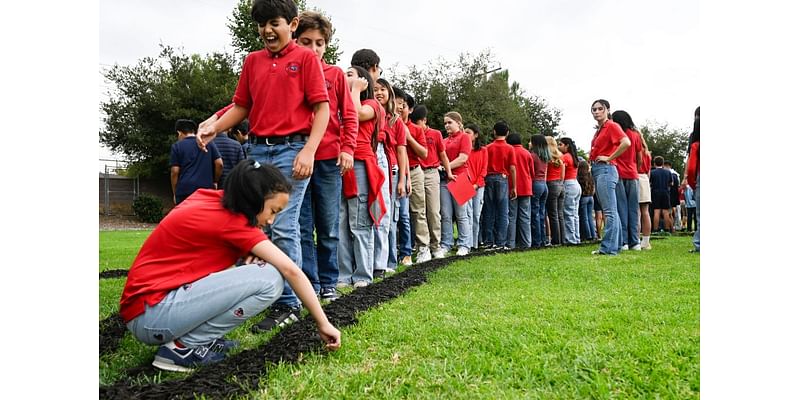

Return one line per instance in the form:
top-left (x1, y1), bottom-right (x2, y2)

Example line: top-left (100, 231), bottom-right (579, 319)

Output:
top-left (577, 160), bottom-right (594, 196)
top-left (559, 137), bottom-right (579, 169)
top-left (465, 123), bottom-right (483, 150)
top-left (688, 106), bottom-right (700, 157)
top-left (223, 160), bottom-right (292, 227)
top-left (531, 134), bottom-right (550, 162)
top-left (611, 110), bottom-right (638, 132)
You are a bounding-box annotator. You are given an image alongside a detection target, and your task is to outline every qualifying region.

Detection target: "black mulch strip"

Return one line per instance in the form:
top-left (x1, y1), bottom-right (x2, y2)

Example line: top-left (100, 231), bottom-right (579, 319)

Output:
top-left (101, 269), bottom-right (129, 279)
top-left (100, 314), bottom-right (127, 355)
top-left (98, 242), bottom-right (603, 399)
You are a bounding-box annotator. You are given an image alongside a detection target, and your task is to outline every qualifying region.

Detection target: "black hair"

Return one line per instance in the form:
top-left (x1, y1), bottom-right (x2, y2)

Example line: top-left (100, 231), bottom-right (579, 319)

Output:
top-left (465, 123), bottom-right (483, 150)
top-left (350, 49), bottom-right (380, 71)
top-left (405, 93), bottom-right (416, 110)
top-left (222, 160), bottom-right (292, 227)
top-left (234, 119), bottom-right (250, 135)
top-left (531, 134), bottom-right (550, 162)
top-left (493, 120), bottom-right (509, 136)
top-left (559, 137), bottom-right (580, 168)
top-left (175, 119), bottom-right (197, 134)
top-left (251, 0), bottom-right (297, 26)
top-left (654, 156), bottom-right (664, 166)
top-left (409, 104), bottom-right (428, 123)
top-left (611, 110), bottom-right (637, 132)
top-left (393, 86), bottom-right (406, 102)
top-left (592, 99), bottom-right (611, 110)
top-left (689, 107), bottom-right (700, 145)
top-left (664, 160), bottom-right (673, 167)
top-left (349, 65), bottom-right (374, 102)
top-left (507, 132), bottom-right (522, 146)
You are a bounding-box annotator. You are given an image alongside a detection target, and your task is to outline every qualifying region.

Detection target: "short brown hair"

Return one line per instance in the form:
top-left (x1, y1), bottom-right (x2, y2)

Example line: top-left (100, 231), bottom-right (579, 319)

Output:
top-left (295, 11), bottom-right (332, 44)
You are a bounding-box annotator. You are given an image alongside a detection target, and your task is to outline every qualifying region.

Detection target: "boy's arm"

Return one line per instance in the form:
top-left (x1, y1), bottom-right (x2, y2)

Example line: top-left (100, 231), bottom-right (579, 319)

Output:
top-left (405, 127), bottom-right (428, 159)
top-left (509, 165), bottom-right (518, 200)
top-left (250, 240), bottom-right (341, 350)
top-left (213, 158), bottom-right (223, 188)
top-left (338, 72), bottom-right (357, 174)
top-left (292, 101), bottom-right (329, 179)
top-left (197, 105), bottom-right (249, 152)
top-left (199, 103), bottom-right (235, 130)
top-left (170, 166), bottom-right (179, 204)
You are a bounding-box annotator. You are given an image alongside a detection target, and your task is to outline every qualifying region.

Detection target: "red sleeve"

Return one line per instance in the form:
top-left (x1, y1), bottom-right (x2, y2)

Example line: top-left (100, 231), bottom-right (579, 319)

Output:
top-left (459, 134), bottom-right (471, 155)
top-left (687, 142), bottom-right (699, 189)
top-left (394, 121), bottom-right (407, 146)
top-left (232, 54), bottom-right (254, 109)
top-left (337, 70), bottom-right (358, 156)
top-left (215, 103), bottom-right (235, 118)
top-left (507, 146), bottom-right (516, 168)
top-left (303, 53), bottom-right (329, 106)
top-left (481, 149), bottom-right (489, 177)
top-left (436, 131), bottom-right (445, 153)
top-left (609, 122), bottom-right (626, 145)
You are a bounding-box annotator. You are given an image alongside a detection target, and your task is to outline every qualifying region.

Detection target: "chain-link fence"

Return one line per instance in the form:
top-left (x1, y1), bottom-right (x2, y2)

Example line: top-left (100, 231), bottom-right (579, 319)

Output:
top-left (100, 159), bottom-right (139, 216)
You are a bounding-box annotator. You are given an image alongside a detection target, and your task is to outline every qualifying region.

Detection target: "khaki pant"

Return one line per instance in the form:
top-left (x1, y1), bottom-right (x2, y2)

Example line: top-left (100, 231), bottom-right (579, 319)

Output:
top-left (409, 166), bottom-right (429, 248)
top-left (423, 168), bottom-right (442, 250)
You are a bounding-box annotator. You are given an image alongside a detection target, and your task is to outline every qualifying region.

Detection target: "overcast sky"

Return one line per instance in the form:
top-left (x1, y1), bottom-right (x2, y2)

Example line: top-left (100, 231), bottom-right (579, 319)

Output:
top-left (99, 0), bottom-right (699, 161)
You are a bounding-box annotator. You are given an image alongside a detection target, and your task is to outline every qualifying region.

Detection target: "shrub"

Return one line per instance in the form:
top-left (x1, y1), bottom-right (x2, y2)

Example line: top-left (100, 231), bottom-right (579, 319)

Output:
top-left (132, 193), bottom-right (163, 223)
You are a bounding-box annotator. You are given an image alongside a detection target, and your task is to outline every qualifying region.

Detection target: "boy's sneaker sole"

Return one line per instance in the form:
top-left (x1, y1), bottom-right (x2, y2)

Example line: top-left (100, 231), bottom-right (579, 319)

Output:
top-left (152, 344), bottom-right (225, 372)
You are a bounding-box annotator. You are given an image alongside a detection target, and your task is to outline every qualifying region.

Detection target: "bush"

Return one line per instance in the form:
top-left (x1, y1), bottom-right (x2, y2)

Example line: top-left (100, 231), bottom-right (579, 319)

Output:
top-left (132, 193), bottom-right (163, 223)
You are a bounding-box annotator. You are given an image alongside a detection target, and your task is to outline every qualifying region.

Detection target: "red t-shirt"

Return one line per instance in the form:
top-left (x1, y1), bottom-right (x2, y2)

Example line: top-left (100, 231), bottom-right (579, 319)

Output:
top-left (443, 130), bottom-right (471, 175)
top-left (532, 152), bottom-right (548, 181)
top-left (616, 128), bottom-right (643, 179)
top-left (686, 142), bottom-right (700, 189)
top-left (513, 145), bottom-right (534, 196)
top-left (486, 139), bottom-right (516, 176)
top-left (119, 190), bottom-right (268, 323)
top-left (589, 120), bottom-right (626, 165)
top-left (316, 62), bottom-right (358, 160)
top-left (467, 147), bottom-right (488, 188)
top-left (354, 99), bottom-right (385, 156)
top-left (233, 41), bottom-right (329, 137)
top-left (639, 151), bottom-right (652, 174)
top-left (405, 121), bottom-right (427, 168)
top-left (562, 152), bottom-right (578, 180)
top-left (546, 159), bottom-right (563, 182)
top-left (384, 117), bottom-right (407, 168)
top-left (420, 127), bottom-right (445, 169)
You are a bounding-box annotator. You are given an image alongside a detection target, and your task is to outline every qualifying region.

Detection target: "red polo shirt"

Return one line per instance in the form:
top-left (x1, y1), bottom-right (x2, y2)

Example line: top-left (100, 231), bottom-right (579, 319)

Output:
top-left (639, 150), bottom-right (652, 174)
top-left (468, 147), bottom-right (488, 188)
top-left (420, 127), bottom-right (445, 169)
top-left (512, 145), bottom-right (534, 196)
top-left (486, 138), bottom-right (516, 176)
top-left (546, 159), bottom-right (563, 182)
top-left (616, 128), bottom-right (643, 179)
top-left (316, 62), bottom-right (357, 160)
top-left (233, 41), bottom-right (329, 137)
top-left (589, 120), bottom-right (626, 165)
top-left (405, 121), bottom-right (427, 168)
top-left (119, 190), bottom-right (268, 323)
top-left (562, 153), bottom-right (578, 180)
top-left (443, 130), bottom-right (471, 175)
top-left (385, 117), bottom-right (407, 168)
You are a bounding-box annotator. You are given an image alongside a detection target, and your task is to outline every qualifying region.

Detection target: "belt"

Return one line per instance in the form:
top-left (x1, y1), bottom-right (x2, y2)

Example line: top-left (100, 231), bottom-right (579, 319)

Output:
top-left (423, 166), bottom-right (438, 171)
top-left (250, 133), bottom-right (308, 145)
top-left (591, 159), bottom-right (609, 165)
top-left (410, 165), bottom-right (421, 170)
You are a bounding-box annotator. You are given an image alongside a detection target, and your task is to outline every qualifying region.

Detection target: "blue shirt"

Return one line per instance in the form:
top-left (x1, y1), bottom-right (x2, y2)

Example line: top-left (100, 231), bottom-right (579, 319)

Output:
top-left (649, 167), bottom-right (671, 192)
top-left (685, 186), bottom-right (696, 208)
top-left (213, 133), bottom-right (246, 186)
top-left (170, 136), bottom-right (221, 199)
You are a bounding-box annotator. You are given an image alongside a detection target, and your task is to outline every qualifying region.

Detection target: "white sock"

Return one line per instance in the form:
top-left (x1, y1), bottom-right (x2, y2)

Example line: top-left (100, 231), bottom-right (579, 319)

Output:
top-left (642, 236), bottom-right (650, 245)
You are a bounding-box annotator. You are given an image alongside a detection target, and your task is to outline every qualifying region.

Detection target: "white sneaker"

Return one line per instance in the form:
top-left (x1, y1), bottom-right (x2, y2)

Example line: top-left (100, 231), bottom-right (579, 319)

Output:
top-left (621, 244), bottom-right (629, 251)
top-left (400, 256), bottom-right (413, 266)
top-left (631, 244), bottom-right (642, 251)
top-left (432, 248), bottom-right (447, 259)
top-left (416, 247), bottom-right (431, 263)
top-left (353, 280), bottom-right (369, 288)
top-left (642, 242), bottom-right (652, 250)
top-left (456, 246), bottom-right (469, 256)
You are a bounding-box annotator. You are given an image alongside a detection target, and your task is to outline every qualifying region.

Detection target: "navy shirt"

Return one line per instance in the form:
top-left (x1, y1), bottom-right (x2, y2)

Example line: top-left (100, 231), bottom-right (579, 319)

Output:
top-left (649, 167), bottom-right (672, 193)
top-left (213, 133), bottom-right (246, 186)
top-left (170, 136), bottom-right (221, 201)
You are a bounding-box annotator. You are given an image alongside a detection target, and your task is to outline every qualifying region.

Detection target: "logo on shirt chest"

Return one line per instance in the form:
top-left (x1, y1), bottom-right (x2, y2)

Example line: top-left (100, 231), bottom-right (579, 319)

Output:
top-left (285, 62), bottom-right (301, 76)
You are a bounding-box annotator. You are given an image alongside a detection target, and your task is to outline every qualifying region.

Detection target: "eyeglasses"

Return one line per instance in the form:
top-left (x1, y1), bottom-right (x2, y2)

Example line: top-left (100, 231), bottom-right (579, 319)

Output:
top-left (591, 107), bottom-right (604, 112)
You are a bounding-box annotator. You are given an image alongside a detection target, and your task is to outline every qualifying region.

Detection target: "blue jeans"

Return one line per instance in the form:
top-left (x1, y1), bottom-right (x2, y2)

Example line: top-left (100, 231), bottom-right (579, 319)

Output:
top-left (387, 170), bottom-right (402, 269)
top-left (562, 179), bottom-right (581, 244)
top-left (531, 180), bottom-right (548, 247)
top-left (247, 142), bottom-right (309, 308)
top-left (300, 159), bottom-right (341, 293)
top-left (440, 181), bottom-right (471, 250)
top-left (579, 195), bottom-right (597, 240)
top-left (338, 161), bottom-right (375, 284)
top-left (484, 174), bottom-right (510, 246)
top-left (508, 196), bottom-right (532, 248)
top-left (592, 162), bottom-right (621, 254)
top-left (127, 264), bottom-right (284, 347)
top-left (397, 194), bottom-right (412, 258)
top-left (468, 186), bottom-right (485, 248)
top-left (546, 181), bottom-right (565, 245)
top-left (616, 178), bottom-right (640, 247)
top-left (373, 144), bottom-right (391, 271)
top-left (693, 173), bottom-right (700, 251)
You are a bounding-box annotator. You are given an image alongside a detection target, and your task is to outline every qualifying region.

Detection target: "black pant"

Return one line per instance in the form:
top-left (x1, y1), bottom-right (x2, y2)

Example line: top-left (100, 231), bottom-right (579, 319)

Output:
top-left (686, 208), bottom-right (697, 232)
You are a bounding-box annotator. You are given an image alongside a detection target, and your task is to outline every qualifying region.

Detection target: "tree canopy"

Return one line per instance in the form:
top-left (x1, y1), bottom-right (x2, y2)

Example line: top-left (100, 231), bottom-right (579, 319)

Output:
top-left (640, 121), bottom-right (690, 175)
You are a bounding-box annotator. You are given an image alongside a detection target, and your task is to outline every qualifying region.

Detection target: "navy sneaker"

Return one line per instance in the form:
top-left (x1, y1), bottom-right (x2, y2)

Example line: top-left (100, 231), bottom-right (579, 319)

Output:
top-left (152, 344), bottom-right (226, 372)
top-left (208, 337), bottom-right (239, 353)
top-left (251, 304), bottom-right (302, 333)
top-left (319, 287), bottom-right (339, 301)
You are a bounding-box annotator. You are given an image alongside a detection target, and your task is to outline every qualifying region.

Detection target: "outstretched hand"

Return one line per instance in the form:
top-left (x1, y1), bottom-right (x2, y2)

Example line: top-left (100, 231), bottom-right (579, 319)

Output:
top-left (196, 125), bottom-right (218, 152)
top-left (318, 322), bottom-right (341, 351)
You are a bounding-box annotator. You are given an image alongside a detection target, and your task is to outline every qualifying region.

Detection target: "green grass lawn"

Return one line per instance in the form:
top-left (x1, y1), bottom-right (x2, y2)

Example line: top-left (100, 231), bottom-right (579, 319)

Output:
top-left (100, 231), bottom-right (699, 398)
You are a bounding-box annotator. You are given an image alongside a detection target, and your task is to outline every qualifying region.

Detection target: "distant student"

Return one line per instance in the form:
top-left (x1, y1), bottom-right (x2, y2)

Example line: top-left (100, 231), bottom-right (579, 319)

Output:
top-left (390, 87), bottom-right (415, 268)
top-left (685, 106), bottom-right (700, 252)
top-left (650, 156), bottom-right (673, 234)
top-left (507, 132), bottom-right (533, 248)
top-left (195, 0), bottom-right (331, 332)
top-left (440, 112), bottom-right (472, 256)
top-left (545, 135), bottom-right (565, 246)
top-left (558, 137), bottom-right (581, 245)
top-left (465, 123), bottom-right (488, 251)
top-left (577, 160), bottom-right (597, 241)
top-left (294, 10), bottom-right (358, 302)
top-left (351, 49), bottom-right (382, 83)
top-left (231, 120), bottom-right (250, 146)
top-left (529, 134), bottom-right (550, 248)
top-left (483, 121), bottom-right (517, 249)
top-left (638, 139), bottom-right (653, 249)
top-left (664, 160), bottom-right (682, 231)
top-left (120, 160), bottom-right (340, 372)
top-left (212, 128), bottom-right (246, 188)
top-left (401, 95), bottom-right (431, 263)
top-left (170, 119), bottom-right (222, 205)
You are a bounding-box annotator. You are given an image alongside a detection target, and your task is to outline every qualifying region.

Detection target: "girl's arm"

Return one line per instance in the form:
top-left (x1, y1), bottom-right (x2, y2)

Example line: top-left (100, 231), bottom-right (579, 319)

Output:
top-left (449, 152), bottom-right (469, 170)
top-left (250, 240), bottom-right (341, 350)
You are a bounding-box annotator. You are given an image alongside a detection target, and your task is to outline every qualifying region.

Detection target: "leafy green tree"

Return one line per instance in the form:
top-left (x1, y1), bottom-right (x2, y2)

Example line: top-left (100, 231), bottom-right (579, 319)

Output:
top-left (100, 45), bottom-right (239, 176)
top-left (640, 121), bottom-right (690, 175)
top-left (227, 0), bottom-right (342, 65)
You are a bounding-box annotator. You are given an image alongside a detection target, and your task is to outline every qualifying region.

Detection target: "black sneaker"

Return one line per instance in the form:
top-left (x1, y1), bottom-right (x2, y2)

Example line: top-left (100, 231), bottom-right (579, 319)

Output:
top-left (208, 337), bottom-right (239, 353)
top-left (251, 304), bottom-right (302, 333)
top-left (152, 343), bottom-right (226, 372)
top-left (320, 287), bottom-right (339, 301)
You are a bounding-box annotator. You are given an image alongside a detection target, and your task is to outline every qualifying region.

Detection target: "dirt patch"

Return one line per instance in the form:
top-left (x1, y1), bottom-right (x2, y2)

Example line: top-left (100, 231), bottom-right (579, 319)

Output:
top-left (100, 214), bottom-right (157, 231)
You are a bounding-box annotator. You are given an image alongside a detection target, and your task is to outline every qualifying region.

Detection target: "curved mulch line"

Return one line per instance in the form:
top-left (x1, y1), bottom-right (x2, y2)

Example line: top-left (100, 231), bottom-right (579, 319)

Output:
top-left (98, 241), bottom-right (613, 399)
top-left (100, 269), bottom-right (129, 279)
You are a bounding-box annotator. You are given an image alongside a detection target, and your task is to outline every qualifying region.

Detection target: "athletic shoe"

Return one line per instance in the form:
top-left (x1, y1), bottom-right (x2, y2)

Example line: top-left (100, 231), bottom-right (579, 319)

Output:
top-left (642, 242), bottom-right (652, 250)
top-left (373, 269), bottom-right (386, 280)
top-left (621, 244), bottom-right (629, 251)
top-left (208, 337), bottom-right (239, 353)
top-left (592, 250), bottom-right (608, 255)
top-left (353, 280), bottom-right (369, 288)
top-left (432, 248), bottom-right (447, 259)
top-left (152, 343), bottom-right (225, 372)
top-left (631, 244), bottom-right (642, 251)
top-left (400, 256), bottom-right (413, 266)
top-left (251, 304), bottom-right (301, 333)
top-left (417, 247), bottom-right (432, 263)
top-left (320, 287), bottom-right (339, 301)
top-left (384, 268), bottom-right (397, 276)
top-left (456, 246), bottom-right (469, 256)
top-left (336, 281), bottom-right (351, 289)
